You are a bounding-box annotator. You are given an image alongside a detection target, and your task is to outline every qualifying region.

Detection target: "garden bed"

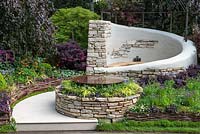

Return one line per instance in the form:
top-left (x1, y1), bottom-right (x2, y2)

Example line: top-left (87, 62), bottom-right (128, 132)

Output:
top-left (11, 78), bottom-right (61, 104)
top-left (127, 65), bottom-right (200, 123)
top-left (56, 88), bottom-right (142, 121)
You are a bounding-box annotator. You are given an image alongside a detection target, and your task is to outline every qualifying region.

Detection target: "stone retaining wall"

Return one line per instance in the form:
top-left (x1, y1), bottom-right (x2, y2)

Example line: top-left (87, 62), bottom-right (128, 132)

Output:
top-left (93, 67), bottom-right (185, 80)
top-left (126, 112), bottom-right (200, 122)
top-left (0, 113), bottom-right (10, 125)
top-left (11, 78), bottom-right (61, 104)
top-left (55, 89), bottom-right (142, 121)
top-left (0, 92), bottom-right (11, 125)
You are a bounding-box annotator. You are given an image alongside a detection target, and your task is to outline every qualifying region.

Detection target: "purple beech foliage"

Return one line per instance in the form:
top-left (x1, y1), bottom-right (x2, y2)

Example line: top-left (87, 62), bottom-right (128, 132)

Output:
top-left (56, 41), bottom-right (87, 71)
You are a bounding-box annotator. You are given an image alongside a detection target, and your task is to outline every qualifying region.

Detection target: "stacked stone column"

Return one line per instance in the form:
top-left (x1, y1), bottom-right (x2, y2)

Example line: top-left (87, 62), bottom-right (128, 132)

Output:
top-left (86, 20), bottom-right (111, 74)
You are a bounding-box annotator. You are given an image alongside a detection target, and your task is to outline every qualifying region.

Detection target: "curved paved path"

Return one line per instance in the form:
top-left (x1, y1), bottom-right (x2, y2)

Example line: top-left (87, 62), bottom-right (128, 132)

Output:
top-left (13, 91), bottom-right (97, 131)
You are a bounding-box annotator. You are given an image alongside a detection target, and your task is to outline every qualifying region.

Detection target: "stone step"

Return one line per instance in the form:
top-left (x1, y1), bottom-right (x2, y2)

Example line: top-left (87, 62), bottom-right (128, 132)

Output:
top-left (16, 122), bottom-right (97, 131)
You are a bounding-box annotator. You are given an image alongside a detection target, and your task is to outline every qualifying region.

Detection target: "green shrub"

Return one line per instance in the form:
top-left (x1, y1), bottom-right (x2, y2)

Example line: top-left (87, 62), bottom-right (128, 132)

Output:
top-left (37, 63), bottom-right (53, 77)
top-left (94, 0), bottom-right (108, 14)
top-left (51, 7), bottom-right (100, 48)
top-left (13, 67), bottom-right (38, 84)
top-left (0, 73), bottom-right (7, 91)
top-left (61, 80), bottom-right (142, 97)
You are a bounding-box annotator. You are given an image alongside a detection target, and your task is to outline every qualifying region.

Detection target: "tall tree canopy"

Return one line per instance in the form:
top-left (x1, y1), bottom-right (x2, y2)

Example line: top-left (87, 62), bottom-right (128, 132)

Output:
top-left (0, 0), bottom-right (55, 57)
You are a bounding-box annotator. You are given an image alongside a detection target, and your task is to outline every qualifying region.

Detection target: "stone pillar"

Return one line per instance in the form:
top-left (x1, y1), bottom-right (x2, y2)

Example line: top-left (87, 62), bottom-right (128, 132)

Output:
top-left (86, 20), bottom-right (111, 74)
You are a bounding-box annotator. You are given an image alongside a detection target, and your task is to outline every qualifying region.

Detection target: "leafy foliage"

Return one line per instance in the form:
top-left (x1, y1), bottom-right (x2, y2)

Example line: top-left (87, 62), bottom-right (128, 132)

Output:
top-left (100, 0), bottom-right (200, 35)
top-left (94, 0), bottom-right (108, 14)
top-left (102, 0), bottom-right (144, 26)
top-left (134, 65), bottom-right (200, 113)
top-left (13, 67), bottom-right (38, 84)
top-left (0, 92), bottom-right (10, 114)
top-left (191, 30), bottom-right (200, 62)
top-left (51, 7), bottom-right (99, 48)
top-left (0, 56), bottom-right (84, 85)
top-left (51, 0), bottom-right (91, 9)
top-left (0, 73), bottom-right (7, 91)
top-left (138, 65), bottom-right (200, 88)
top-left (0, 0), bottom-right (55, 57)
top-left (61, 80), bottom-right (142, 97)
top-left (56, 41), bottom-right (87, 71)
top-left (132, 78), bottom-right (200, 114)
top-left (0, 118), bottom-right (16, 133)
top-left (0, 50), bottom-right (14, 63)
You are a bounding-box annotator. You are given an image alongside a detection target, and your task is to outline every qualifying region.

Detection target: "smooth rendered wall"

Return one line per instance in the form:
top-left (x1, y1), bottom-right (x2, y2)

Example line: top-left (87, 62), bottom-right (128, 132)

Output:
top-left (106, 23), bottom-right (183, 65)
top-left (86, 20), bottom-right (197, 74)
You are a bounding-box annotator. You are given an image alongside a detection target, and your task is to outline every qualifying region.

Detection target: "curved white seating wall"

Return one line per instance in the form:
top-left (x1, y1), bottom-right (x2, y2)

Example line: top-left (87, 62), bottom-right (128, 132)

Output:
top-left (86, 20), bottom-right (197, 74)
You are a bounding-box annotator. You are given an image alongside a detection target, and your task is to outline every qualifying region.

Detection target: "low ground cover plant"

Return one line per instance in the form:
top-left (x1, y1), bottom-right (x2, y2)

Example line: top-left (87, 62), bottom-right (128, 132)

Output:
top-left (0, 73), bottom-right (7, 91)
top-left (0, 57), bottom-right (84, 85)
top-left (133, 65), bottom-right (200, 114)
top-left (61, 80), bottom-right (142, 97)
top-left (138, 65), bottom-right (200, 88)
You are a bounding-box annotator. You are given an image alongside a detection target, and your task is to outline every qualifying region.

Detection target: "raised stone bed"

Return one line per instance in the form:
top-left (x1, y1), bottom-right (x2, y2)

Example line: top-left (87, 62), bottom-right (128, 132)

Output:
top-left (55, 87), bottom-right (142, 121)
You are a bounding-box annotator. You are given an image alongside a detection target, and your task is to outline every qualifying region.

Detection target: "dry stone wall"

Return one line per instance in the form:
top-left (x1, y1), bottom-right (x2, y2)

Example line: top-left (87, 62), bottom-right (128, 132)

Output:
top-left (55, 89), bottom-right (142, 121)
top-left (0, 113), bottom-right (10, 125)
top-left (126, 112), bottom-right (200, 122)
top-left (86, 20), bottom-right (111, 74)
top-left (111, 40), bottom-right (158, 58)
top-left (11, 78), bottom-right (61, 104)
top-left (93, 67), bottom-right (185, 80)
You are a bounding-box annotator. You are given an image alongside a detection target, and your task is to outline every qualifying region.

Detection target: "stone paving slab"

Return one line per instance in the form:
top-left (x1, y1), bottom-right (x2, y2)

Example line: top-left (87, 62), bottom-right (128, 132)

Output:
top-left (10, 131), bottom-right (180, 134)
top-left (12, 91), bottom-right (97, 131)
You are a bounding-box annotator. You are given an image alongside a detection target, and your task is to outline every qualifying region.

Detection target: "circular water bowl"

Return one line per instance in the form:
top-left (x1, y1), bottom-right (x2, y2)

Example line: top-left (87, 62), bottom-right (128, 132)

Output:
top-left (71, 75), bottom-right (124, 85)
